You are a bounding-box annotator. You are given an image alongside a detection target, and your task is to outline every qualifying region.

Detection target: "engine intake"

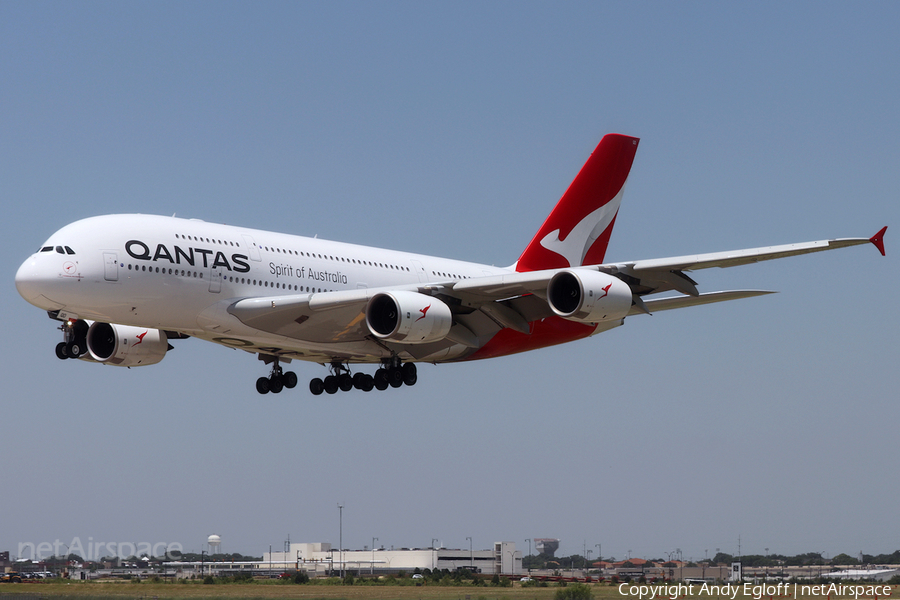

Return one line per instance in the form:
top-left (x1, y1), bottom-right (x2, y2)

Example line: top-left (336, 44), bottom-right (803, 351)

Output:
top-left (86, 322), bottom-right (169, 367)
top-left (365, 291), bottom-right (452, 344)
top-left (547, 269), bottom-right (632, 323)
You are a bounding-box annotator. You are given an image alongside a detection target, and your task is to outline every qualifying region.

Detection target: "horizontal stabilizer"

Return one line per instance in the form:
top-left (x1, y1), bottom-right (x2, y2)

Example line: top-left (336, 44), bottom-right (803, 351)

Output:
top-left (628, 290), bottom-right (775, 316)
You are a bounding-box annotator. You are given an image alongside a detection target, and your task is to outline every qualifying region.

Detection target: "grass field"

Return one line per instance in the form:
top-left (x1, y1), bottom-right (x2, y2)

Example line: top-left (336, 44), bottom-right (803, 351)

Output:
top-left (0, 579), bottom-right (895, 600)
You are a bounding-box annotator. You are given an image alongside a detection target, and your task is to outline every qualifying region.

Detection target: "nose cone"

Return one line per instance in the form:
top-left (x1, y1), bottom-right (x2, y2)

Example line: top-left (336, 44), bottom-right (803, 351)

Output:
top-left (16, 256), bottom-right (42, 304)
top-left (16, 256), bottom-right (61, 310)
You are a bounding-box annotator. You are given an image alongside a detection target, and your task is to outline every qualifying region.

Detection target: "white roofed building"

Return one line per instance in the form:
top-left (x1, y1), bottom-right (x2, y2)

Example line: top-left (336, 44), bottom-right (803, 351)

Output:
top-left (262, 541), bottom-right (521, 576)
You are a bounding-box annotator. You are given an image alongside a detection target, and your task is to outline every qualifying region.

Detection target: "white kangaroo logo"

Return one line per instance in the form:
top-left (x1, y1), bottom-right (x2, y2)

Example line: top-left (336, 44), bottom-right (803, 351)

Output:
top-left (538, 187), bottom-right (624, 267)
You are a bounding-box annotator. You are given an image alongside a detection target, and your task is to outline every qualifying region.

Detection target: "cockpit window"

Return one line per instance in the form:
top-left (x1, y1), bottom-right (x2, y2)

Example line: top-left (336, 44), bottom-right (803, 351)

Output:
top-left (39, 245), bottom-right (76, 255)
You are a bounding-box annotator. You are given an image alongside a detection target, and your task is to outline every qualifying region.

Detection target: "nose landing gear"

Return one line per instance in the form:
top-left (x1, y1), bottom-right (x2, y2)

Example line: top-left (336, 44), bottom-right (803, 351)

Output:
top-left (55, 319), bottom-right (88, 360)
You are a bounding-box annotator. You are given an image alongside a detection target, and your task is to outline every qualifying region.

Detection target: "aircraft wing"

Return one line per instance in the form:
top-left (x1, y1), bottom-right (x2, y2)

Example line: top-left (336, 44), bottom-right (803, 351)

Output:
top-left (600, 227), bottom-right (887, 297)
top-left (226, 274), bottom-right (555, 348)
top-left (226, 228), bottom-right (886, 349)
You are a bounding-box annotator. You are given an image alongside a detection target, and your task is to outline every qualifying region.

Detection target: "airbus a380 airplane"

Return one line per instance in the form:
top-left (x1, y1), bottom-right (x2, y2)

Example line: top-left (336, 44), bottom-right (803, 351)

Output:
top-left (16, 134), bottom-right (887, 395)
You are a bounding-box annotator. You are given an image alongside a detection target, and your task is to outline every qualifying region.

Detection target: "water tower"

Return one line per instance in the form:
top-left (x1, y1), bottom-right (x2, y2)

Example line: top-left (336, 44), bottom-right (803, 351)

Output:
top-left (207, 534), bottom-right (221, 556)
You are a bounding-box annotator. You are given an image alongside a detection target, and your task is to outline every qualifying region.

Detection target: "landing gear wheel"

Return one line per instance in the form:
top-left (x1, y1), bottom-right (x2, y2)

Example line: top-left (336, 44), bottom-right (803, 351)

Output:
top-left (324, 375), bottom-right (339, 395)
top-left (283, 371), bottom-right (298, 389)
top-left (352, 372), bottom-right (367, 390)
top-left (56, 342), bottom-right (69, 360)
top-left (360, 374), bottom-right (375, 392)
top-left (66, 339), bottom-right (85, 358)
top-left (338, 373), bottom-right (353, 392)
top-left (256, 377), bottom-right (270, 394)
top-left (269, 375), bottom-right (284, 394)
top-left (402, 363), bottom-right (417, 386)
top-left (388, 366), bottom-right (404, 388)
top-left (374, 368), bottom-right (389, 391)
top-left (309, 378), bottom-right (324, 395)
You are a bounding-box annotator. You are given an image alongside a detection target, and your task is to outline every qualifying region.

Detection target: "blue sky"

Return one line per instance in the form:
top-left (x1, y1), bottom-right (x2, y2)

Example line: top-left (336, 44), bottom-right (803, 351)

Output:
top-left (2, 2), bottom-right (898, 563)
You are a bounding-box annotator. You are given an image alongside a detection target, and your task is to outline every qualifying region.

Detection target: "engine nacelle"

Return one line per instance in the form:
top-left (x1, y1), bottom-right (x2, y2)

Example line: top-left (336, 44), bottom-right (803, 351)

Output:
top-left (547, 269), bottom-right (632, 323)
top-left (365, 291), bottom-right (453, 344)
top-left (86, 322), bottom-right (169, 367)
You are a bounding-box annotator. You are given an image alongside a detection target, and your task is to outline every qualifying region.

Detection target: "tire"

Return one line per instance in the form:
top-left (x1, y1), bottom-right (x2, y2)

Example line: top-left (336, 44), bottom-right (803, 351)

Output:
top-left (256, 377), bottom-right (270, 394)
top-left (324, 375), bottom-right (339, 395)
top-left (269, 375), bottom-right (284, 394)
top-left (388, 366), bottom-right (404, 388)
top-left (339, 373), bottom-right (353, 392)
top-left (352, 372), bottom-right (366, 389)
top-left (361, 374), bottom-right (375, 392)
top-left (402, 363), bottom-right (418, 386)
top-left (56, 342), bottom-right (69, 360)
top-left (283, 371), bottom-right (298, 389)
top-left (374, 368), bottom-right (389, 391)
top-left (66, 340), bottom-right (83, 358)
top-left (309, 378), bottom-right (324, 395)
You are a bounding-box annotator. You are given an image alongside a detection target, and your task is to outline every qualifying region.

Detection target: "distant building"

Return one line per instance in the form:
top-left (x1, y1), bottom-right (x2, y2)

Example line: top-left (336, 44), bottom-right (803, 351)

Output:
top-left (261, 541), bottom-right (521, 576)
top-left (534, 539), bottom-right (560, 557)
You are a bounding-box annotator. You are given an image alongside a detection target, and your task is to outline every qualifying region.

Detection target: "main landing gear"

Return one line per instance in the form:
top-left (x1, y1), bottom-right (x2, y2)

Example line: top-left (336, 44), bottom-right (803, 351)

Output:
top-left (254, 357), bottom-right (418, 395)
top-left (55, 318), bottom-right (88, 360)
top-left (307, 360), bottom-right (417, 396)
top-left (256, 358), bottom-right (298, 394)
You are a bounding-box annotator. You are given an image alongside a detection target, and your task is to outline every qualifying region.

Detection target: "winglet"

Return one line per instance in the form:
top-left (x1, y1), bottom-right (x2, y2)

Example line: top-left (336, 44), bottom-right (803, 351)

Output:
top-left (870, 226), bottom-right (887, 256)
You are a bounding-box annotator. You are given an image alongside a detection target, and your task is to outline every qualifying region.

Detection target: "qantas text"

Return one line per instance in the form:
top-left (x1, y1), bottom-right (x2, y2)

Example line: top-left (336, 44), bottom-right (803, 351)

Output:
top-left (126, 240), bottom-right (250, 273)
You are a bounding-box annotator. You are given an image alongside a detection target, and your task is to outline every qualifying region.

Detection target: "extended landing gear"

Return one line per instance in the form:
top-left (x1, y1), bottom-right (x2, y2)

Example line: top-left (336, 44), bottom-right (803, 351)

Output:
top-left (255, 358), bottom-right (298, 395)
top-left (55, 319), bottom-right (88, 360)
top-left (308, 361), bottom-right (417, 396)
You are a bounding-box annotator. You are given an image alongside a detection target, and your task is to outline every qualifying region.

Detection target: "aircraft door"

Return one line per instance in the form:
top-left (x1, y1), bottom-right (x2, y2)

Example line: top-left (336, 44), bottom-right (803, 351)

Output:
top-left (410, 259), bottom-right (429, 283)
top-left (208, 265), bottom-right (223, 293)
top-left (242, 234), bottom-right (262, 262)
top-left (103, 252), bottom-right (118, 281)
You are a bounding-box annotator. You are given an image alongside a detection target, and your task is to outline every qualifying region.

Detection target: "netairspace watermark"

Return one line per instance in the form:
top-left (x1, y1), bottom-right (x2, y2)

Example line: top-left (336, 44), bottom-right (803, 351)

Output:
top-left (17, 538), bottom-right (183, 563)
top-left (618, 583), bottom-right (893, 600)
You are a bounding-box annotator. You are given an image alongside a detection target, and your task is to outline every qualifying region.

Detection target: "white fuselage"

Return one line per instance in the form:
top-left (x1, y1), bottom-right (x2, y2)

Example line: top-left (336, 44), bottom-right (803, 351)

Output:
top-left (16, 214), bottom-right (512, 363)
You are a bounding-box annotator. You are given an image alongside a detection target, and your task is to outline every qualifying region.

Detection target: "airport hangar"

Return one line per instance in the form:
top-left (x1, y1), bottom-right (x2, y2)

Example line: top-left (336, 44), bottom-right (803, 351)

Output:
top-left (259, 542), bottom-right (522, 576)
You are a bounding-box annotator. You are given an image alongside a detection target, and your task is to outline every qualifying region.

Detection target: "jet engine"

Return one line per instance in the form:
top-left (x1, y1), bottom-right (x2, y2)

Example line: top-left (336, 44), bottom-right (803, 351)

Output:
top-left (547, 269), bottom-right (632, 323)
top-left (86, 322), bottom-right (169, 367)
top-left (365, 291), bottom-right (452, 344)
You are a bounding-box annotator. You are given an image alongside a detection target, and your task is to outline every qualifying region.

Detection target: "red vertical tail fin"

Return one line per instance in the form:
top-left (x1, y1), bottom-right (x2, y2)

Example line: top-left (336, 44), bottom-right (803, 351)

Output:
top-left (515, 134), bottom-right (639, 272)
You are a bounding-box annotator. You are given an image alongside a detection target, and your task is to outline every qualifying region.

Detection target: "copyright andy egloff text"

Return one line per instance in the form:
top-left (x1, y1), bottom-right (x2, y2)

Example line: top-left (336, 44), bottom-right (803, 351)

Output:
top-left (618, 582), bottom-right (892, 600)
